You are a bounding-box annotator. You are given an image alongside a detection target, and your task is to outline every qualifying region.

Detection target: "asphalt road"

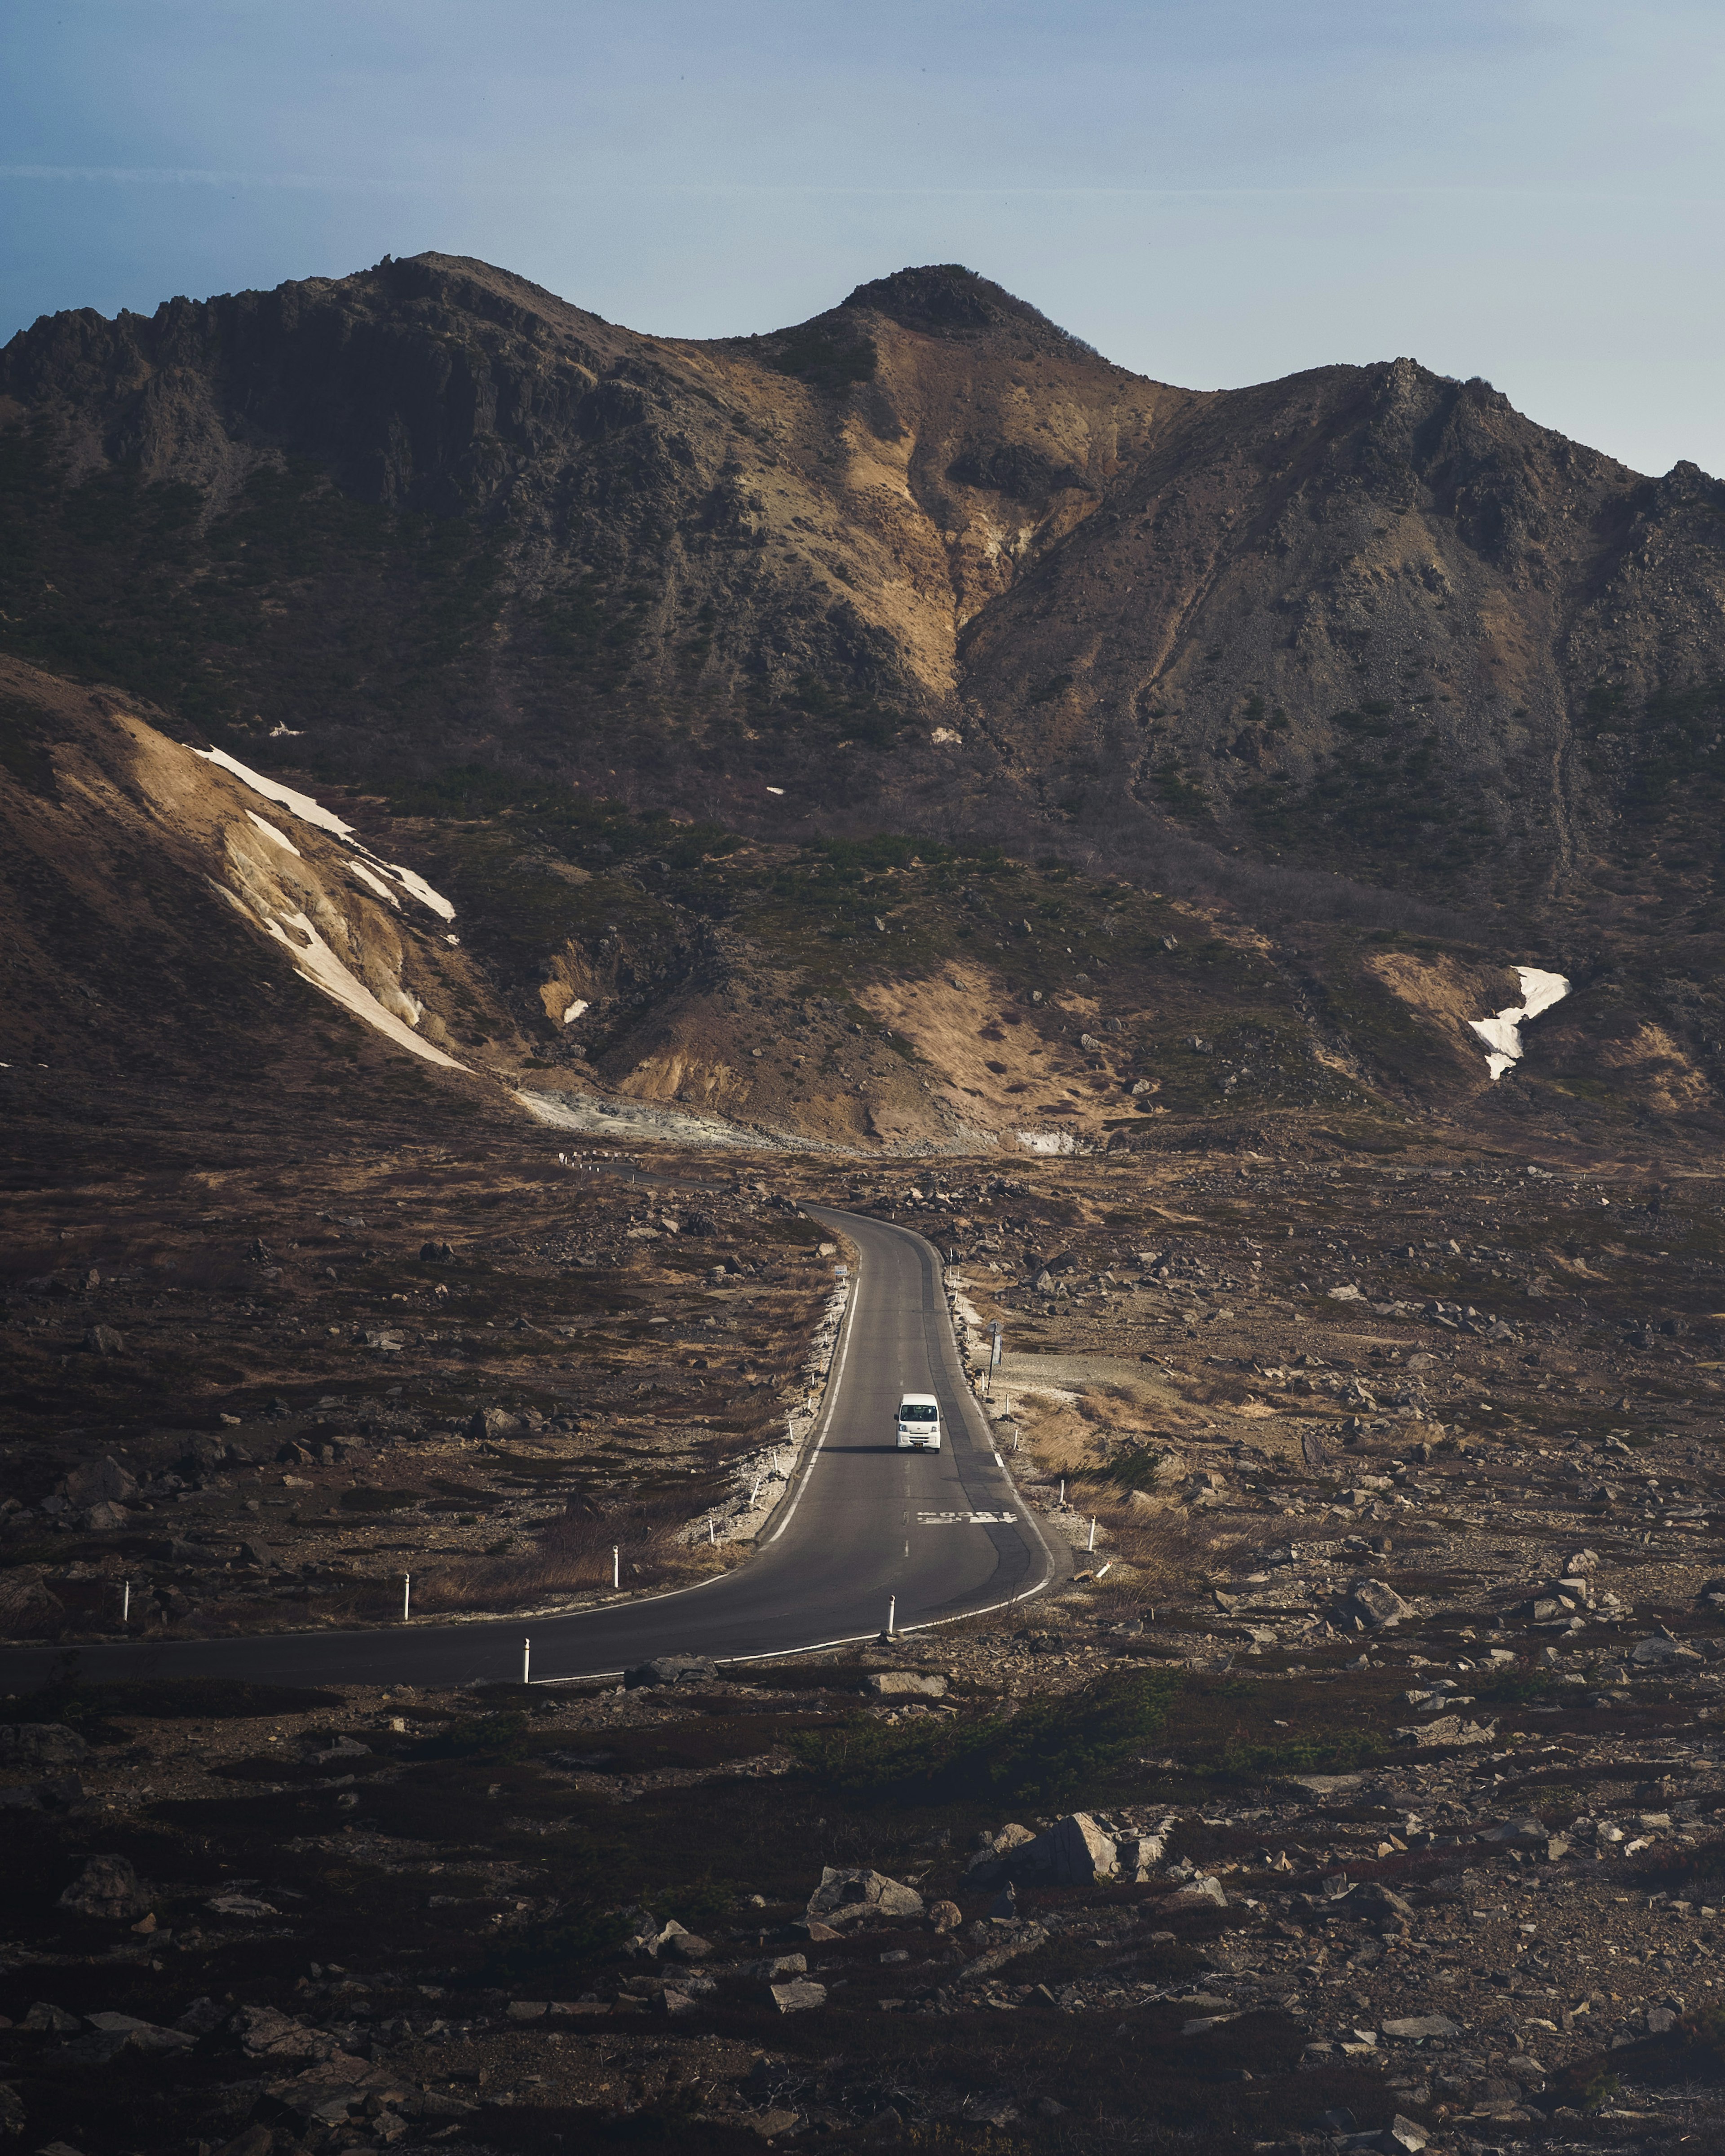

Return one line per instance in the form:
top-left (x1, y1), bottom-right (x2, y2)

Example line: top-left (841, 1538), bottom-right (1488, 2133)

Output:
top-left (0, 1208), bottom-right (1054, 1692)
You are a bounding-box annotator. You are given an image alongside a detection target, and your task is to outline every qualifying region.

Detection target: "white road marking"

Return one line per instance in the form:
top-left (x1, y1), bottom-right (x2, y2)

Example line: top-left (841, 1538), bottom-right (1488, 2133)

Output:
top-left (917, 1511), bottom-right (1017, 1525)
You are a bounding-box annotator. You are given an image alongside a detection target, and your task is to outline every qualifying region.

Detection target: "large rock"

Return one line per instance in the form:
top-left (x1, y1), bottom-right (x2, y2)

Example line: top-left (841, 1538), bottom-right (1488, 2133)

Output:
top-left (770, 1979), bottom-right (827, 2014)
top-left (978, 1813), bottom-right (1119, 1885)
top-left (464, 1406), bottom-right (523, 1443)
top-left (1631, 1632), bottom-right (1702, 1666)
top-left (1381, 2013), bottom-right (1460, 2041)
top-left (77, 2012), bottom-right (191, 2056)
top-left (861, 1671), bottom-right (948, 1698)
top-left (806, 1867), bottom-right (924, 1925)
top-left (60, 1457), bottom-right (135, 1506)
top-left (1163, 1874), bottom-right (1228, 1909)
top-left (1396, 1714), bottom-right (1496, 1749)
top-left (57, 1854), bottom-right (153, 1921)
top-left (1342, 1577), bottom-right (1411, 1630)
top-left (624, 1654), bottom-right (719, 1689)
top-left (1041, 1813), bottom-right (1118, 1884)
top-left (0, 1724), bottom-right (88, 1767)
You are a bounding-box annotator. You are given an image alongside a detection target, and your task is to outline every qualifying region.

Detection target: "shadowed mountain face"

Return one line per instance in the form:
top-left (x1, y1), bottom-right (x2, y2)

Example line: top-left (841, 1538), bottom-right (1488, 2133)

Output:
top-left (5, 251), bottom-right (1723, 925)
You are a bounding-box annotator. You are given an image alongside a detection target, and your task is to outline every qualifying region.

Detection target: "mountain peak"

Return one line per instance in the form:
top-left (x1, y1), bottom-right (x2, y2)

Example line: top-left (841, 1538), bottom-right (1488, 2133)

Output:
top-left (838, 263), bottom-right (1095, 354)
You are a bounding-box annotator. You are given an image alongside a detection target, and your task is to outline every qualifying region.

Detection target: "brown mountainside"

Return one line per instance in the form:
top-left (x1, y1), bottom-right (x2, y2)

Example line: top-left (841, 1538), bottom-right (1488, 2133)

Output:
top-left (4, 252), bottom-right (1723, 923)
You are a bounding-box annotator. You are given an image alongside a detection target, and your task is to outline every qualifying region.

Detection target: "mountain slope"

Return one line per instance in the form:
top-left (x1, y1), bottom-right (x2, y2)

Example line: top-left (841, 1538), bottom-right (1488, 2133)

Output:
top-left (6, 251), bottom-right (1721, 925)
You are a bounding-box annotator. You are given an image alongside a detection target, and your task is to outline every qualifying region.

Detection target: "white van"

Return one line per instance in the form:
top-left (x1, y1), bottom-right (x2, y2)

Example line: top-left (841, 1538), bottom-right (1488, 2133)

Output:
top-left (896, 1393), bottom-right (941, 1451)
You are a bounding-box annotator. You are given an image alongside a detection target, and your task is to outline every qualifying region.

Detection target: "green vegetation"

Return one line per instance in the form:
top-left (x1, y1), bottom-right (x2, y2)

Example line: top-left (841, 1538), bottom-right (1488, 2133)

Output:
top-left (765, 326), bottom-right (877, 388)
top-left (1241, 708), bottom-right (1493, 887)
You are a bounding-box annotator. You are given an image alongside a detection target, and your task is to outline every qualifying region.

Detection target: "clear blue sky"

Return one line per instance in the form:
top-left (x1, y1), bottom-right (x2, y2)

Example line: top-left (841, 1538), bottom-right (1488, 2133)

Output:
top-left (4, 1), bottom-right (1722, 476)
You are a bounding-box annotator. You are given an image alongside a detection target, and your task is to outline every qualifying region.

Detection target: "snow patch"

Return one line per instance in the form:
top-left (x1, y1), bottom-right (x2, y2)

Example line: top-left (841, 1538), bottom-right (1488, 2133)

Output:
top-left (381, 862), bottom-right (456, 921)
top-left (562, 998), bottom-right (589, 1025)
top-left (195, 747), bottom-right (356, 839)
top-left (245, 811), bottom-right (301, 857)
top-left (1469, 965), bottom-right (1570, 1082)
top-left (345, 860), bottom-right (401, 907)
top-left (195, 746), bottom-right (456, 919)
top-left (262, 910), bottom-right (466, 1071)
top-left (929, 727), bottom-right (963, 746)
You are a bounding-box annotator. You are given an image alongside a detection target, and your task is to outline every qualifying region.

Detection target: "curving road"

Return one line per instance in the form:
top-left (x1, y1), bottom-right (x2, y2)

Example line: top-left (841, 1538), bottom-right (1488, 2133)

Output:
top-left (0, 1209), bottom-right (1054, 1691)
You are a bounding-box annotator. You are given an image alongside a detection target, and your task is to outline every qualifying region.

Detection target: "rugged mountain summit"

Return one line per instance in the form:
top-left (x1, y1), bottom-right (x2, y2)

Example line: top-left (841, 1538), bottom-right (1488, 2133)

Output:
top-left (6, 251), bottom-right (1722, 919)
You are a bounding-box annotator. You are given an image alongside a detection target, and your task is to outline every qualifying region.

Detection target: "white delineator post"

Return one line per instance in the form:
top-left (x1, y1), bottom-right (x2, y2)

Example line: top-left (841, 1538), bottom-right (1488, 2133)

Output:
top-left (522, 1637), bottom-right (531, 1684)
top-left (886, 1594), bottom-right (897, 1637)
top-left (402, 1574), bottom-right (411, 1621)
top-left (121, 1578), bottom-right (131, 1625)
top-left (612, 1545), bottom-right (620, 1590)
top-left (1088, 1517), bottom-right (1097, 1553)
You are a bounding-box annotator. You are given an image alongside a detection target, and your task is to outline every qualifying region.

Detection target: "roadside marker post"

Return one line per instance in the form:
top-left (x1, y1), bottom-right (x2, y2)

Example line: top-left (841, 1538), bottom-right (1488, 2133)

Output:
top-left (402, 1574), bottom-right (411, 1621)
top-left (612, 1545), bottom-right (620, 1590)
top-left (886, 1594), bottom-right (897, 1638)
top-left (1088, 1517), bottom-right (1097, 1553)
top-left (121, 1578), bottom-right (130, 1625)
top-left (522, 1637), bottom-right (531, 1684)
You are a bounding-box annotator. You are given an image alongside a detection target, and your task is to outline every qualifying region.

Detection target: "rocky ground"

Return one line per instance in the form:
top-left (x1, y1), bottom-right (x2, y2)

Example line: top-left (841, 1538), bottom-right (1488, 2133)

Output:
top-left (9, 1115), bottom-right (1725, 2153)
top-left (0, 1096), bottom-right (851, 1644)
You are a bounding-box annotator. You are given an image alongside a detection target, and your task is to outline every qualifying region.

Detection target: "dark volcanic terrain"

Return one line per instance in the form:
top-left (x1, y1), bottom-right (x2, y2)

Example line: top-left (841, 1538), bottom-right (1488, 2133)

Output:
top-left (4, 254), bottom-right (1725, 2156)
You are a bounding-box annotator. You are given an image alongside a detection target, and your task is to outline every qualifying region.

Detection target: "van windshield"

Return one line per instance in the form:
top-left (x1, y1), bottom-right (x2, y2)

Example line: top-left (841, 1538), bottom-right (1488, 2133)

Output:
top-left (899, 1404), bottom-right (938, 1421)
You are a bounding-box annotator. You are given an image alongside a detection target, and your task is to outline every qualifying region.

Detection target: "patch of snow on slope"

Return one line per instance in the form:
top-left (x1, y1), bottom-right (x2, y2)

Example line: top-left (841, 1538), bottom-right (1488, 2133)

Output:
top-left (380, 862), bottom-right (456, 921)
top-left (345, 860), bottom-right (401, 907)
top-left (562, 998), bottom-right (589, 1025)
top-left (196, 747), bottom-right (456, 920)
top-left (1469, 965), bottom-right (1570, 1081)
top-left (1016, 1128), bottom-right (1084, 1156)
top-left (196, 747), bottom-right (355, 839)
top-left (264, 910), bottom-right (466, 1071)
top-left (246, 811), bottom-right (301, 857)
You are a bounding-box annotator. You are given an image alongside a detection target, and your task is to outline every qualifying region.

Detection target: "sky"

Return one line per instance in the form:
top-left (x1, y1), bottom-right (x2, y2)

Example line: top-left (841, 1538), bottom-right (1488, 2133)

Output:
top-left (4, 1), bottom-right (1723, 477)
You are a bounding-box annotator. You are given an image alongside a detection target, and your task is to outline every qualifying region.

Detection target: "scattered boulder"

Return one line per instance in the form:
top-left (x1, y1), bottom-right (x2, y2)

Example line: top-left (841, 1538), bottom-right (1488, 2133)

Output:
top-left (624, 1654), bottom-right (719, 1689)
top-left (419, 1241), bottom-right (456, 1263)
top-left (1631, 1632), bottom-right (1702, 1666)
top-left (465, 1406), bottom-right (523, 1443)
top-left (0, 1725), bottom-right (88, 1767)
top-left (806, 1867), bottom-right (924, 1925)
top-left (63, 2012), bottom-right (191, 2062)
top-left (1340, 1577), bottom-right (1411, 1630)
top-left (207, 1892), bottom-right (279, 1918)
top-left (79, 1327), bottom-right (124, 1356)
top-left (56, 1854), bottom-right (153, 1922)
top-left (660, 1932), bottom-right (712, 1962)
top-left (21, 2003), bottom-right (80, 2034)
top-left (1396, 1714), bottom-right (1496, 1749)
top-left (1381, 2014), bottom-right (1460, 2041)
top-left (770, 1979), bottom-right (827, 2015)
top-left (59, 1457), bottom-right (135, 1507)
top-left (861, 1671), bottom-right (948, 1699)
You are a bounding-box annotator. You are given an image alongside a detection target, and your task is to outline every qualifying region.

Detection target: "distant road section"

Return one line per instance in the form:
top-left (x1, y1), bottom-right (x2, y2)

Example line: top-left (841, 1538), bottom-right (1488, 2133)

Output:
top-left (0, 1209), bottom-right (1053, 1691)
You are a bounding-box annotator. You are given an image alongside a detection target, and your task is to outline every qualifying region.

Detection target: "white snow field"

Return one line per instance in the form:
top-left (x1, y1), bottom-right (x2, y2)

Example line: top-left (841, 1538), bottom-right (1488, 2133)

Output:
top-left (1469, 965), bottom-right (1570, 1080)
top-left (196, 747), bottom-right (456, 920)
